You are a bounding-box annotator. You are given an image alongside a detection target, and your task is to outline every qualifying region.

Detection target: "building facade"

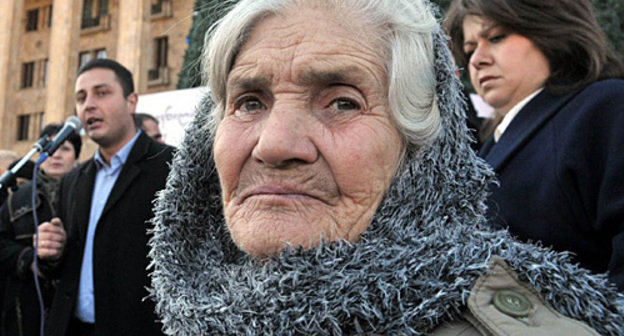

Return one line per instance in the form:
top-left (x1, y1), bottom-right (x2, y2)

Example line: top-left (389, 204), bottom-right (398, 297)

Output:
top-left (0, 0), bottom-right (194, 159)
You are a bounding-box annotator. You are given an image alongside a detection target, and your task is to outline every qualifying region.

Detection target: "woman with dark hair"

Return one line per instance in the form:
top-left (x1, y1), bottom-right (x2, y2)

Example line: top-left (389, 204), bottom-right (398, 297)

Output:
top-left (445, 0), bottom-right (624, 290)
top-left (0, 123), bottom-right (81, 336)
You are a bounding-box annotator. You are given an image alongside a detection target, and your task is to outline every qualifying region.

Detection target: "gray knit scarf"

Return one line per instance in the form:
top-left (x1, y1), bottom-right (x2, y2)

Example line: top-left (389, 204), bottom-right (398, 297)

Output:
top-left (148, 4), bottom-right (624, 335)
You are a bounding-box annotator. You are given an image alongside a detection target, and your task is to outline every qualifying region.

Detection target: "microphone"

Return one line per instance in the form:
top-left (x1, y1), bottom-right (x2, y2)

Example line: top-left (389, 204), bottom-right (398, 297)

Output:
top-left (0, 116), bottom-right (82, 191)
top-left (42, 116), bottom-right (82, 157)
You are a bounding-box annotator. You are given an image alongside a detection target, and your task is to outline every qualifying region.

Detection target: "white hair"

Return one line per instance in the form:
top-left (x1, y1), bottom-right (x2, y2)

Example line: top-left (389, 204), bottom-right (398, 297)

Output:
top-left (202, 0), bottom-right (441, 148)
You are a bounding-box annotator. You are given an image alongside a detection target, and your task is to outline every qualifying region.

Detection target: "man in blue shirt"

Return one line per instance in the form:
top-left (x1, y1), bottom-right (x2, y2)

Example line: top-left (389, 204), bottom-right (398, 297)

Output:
top-left (36, 59), bottom-right (174, 336)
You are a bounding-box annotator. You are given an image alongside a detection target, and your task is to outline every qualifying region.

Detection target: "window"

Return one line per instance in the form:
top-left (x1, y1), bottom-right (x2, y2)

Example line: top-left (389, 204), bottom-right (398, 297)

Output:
top-left (95, 48), bottom-right (107, 59)
top-left (17, 115), bottom-right (30, 141)
top-left (46, 5), bottom-right (53, 27)
top-left (79, 51), bottom-right (92, 69)
top-left (78, 49), bottom-right (106, 69)
top-left (16, 112), bottom-right (44, 141)
top-left (21, 60), bottom-right (49, 88)
top-left (26, 9), bottom-right (39, 31)
top-left (81, 0), bottom-right (98, 28)
top-left (25, 6), bottom-right (52, 31)
top-left (20, 60), bottom-right (48, 88)
top-left (81, 0), bottom-right (109, 29)
top-left (42, 59), bottom-right (49, 86)
top-left (83, 0), bottom-right (94, 17)
top-left (36, 112), bottom-right (45, 136)
top-left (98, 0), bottom-right (109, 16)
top-left (148, 37), bottom-right (169, 84)
top-left (33, 59), bottom-right (49, 87)
top-left (21, 62), bottom-right (35, 88)
top-left (155, 36), bottom-right (168, 68)
top-left (151, 0), bottom-right (167, 15)
top-left (151, 0), bottom-right (172, 18)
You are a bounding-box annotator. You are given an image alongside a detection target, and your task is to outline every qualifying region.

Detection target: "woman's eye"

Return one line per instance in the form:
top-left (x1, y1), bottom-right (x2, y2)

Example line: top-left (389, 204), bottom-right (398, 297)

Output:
top-left (236, 97), bottom-right (266, 114)
top-left (489, 34), bottom-right (506, 43)
top-left (329, 98), bottom-right (360, 111)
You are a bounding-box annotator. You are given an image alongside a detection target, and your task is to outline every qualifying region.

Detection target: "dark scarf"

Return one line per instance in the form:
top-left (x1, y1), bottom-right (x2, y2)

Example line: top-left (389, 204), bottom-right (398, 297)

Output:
top-left (7, 169), bottom-right (60, 221)
top-left (148, 3), bottom-right (624, 335)
top-left (37, 169), bottom-right (60, 217)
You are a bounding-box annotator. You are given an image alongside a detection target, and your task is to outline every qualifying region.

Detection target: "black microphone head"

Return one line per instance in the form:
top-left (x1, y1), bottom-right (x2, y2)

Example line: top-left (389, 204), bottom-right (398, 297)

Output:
top-left (42, 116), bottom-right (84, 156)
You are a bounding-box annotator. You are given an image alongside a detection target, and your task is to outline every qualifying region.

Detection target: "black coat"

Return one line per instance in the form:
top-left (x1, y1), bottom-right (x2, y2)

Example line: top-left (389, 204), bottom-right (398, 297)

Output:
top-left (44, 132), bottom-right (174, 336)
top-left (0, 178), bottom-right (57, 336)
top-left (479, 79), bottom-right (624, 290)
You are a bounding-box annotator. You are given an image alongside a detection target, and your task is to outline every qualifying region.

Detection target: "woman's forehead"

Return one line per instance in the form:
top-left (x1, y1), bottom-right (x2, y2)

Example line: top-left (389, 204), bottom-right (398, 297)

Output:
top-left (463, 15), bottom-right (496, 34)
top-left (240, 4), bottom-right (382, 57)
top-left (229, 8), bottom-right (386, 89)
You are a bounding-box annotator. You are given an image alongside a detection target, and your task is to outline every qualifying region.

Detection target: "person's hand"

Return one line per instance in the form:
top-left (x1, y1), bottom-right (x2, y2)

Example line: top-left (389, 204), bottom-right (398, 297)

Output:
top-left (35, 217), bottom-right (66, 260)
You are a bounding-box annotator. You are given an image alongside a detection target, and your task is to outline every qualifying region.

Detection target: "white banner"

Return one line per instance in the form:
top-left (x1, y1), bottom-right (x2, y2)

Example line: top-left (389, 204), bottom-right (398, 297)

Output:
top-left (136, 87), bottom-right (207, 147)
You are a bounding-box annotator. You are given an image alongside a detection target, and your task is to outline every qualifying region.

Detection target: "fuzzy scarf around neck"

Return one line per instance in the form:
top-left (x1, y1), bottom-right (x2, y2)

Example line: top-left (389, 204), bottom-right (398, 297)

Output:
top-left (148, 5), bottom-right (624, 336)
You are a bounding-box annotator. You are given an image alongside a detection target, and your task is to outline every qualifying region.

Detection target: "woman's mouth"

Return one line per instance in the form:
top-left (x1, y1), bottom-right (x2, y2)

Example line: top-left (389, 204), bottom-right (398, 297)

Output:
top-left (479, 76), bottom-right (498, 86)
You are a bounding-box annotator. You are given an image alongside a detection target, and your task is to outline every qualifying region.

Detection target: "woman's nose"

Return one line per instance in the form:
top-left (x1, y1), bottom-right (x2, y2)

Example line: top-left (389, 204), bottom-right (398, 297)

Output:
top-left (469, 44), bottom-right (492, 70)
top-left (252, 107), bottom-right (318, 168)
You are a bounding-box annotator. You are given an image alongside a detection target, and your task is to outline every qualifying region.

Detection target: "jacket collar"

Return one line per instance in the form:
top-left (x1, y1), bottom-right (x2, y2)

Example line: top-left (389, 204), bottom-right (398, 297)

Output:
top-left (100, 131), bottom-right (152, 216)
top-left (74, 132), bottom-right (154, 240)
top-left (480, 88), bottom-right (580, 170)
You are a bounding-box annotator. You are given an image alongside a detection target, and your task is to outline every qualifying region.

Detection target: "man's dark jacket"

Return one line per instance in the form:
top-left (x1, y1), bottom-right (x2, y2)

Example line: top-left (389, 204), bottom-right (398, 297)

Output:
top-left (45, 132), bottom-right (174, 336)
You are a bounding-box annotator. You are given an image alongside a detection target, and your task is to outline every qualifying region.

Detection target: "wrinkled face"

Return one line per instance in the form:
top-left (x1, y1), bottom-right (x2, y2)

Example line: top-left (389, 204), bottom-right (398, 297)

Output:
top-left (75, 68), bottom-right (137, 150)
top-left (142, 118), bottom-right (164, 143)
top-left (213, 6), bottom-right (403, 258)
top-left (41, 136), bottom-right (76, 180)
top-left (463, 15), bottom-right (550, 115)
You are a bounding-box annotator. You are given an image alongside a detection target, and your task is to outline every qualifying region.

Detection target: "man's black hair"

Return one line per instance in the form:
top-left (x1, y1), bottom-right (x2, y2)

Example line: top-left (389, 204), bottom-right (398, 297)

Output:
top-left (40, 123), bottom-right (83, 158)
top-left (77, 58), bottom-right (135, 97)
top-left (134, 112), bottom-right (159, 129)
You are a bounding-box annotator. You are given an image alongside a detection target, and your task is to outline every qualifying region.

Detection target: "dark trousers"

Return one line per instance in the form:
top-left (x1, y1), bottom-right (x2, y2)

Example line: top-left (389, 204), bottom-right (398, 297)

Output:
top-left (65, 318), bottom-right (94, 336)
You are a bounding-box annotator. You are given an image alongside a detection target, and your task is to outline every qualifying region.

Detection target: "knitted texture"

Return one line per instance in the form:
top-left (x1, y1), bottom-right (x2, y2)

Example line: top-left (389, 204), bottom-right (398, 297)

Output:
top-left (148, 2), bottom-right (624, 335)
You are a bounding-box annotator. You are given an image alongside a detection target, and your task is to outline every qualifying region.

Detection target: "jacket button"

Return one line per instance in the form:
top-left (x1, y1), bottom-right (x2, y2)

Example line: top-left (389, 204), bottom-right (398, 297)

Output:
top-left (493, 290), bottom-right (532, 318)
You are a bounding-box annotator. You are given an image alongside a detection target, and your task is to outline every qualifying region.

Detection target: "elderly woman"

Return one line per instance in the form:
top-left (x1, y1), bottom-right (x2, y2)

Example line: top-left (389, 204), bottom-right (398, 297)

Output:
top-left (445, 0), bottom-right (624, 291)
top-left (149, 0), bottom-right (623, 334)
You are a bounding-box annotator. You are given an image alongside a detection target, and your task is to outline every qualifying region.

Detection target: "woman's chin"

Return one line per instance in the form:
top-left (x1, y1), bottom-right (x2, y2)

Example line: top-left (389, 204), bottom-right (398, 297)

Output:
top-left (229, 219), bottom-right (328, 258)
top-left (225, 204), bottom-right (373, 258)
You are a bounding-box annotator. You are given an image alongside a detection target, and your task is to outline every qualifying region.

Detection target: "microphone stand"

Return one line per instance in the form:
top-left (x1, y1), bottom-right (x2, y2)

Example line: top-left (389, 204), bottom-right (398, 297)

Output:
top-left (0, 136), bottom-right (50, 192)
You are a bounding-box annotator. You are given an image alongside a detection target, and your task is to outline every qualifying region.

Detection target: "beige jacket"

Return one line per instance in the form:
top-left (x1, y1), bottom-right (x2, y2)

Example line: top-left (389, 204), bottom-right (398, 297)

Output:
top-left (431, 258), bottom-right (600, 336)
